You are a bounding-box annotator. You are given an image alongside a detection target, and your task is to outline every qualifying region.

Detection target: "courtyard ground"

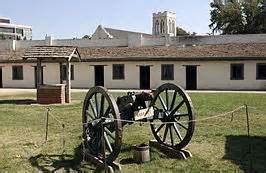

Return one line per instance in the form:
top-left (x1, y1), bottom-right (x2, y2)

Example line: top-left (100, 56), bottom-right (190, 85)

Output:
top-left (0, 91), bottom-right (265, 172)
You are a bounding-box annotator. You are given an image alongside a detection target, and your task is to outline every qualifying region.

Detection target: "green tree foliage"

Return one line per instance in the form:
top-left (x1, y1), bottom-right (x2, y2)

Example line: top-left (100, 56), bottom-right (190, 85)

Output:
top-left (82, 35), bottom-right (91, 39)
top-left (176, 26), bottom-right (190, 36)
top-left (176, 27), bottom-right (197, 36)
top-left (209, 0), bottom-right (265, 34)
top-left (0, 33), bottom-right (5, 40)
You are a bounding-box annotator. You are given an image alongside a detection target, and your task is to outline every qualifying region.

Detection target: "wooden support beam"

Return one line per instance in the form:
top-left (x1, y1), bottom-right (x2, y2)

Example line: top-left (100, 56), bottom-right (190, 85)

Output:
top-left (65, 61), bottom-right (71, 103)
top-left (149, 140), bottom-right (192, 159)
top-left (59, 62), bottom-right (63, 84)
top-left (36, 58), bottom-right (42, 88)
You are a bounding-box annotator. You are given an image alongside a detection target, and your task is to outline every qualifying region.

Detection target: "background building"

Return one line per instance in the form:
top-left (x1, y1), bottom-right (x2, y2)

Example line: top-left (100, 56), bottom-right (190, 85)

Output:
top-left (0, 17), bottom-right (32, 40)
top-left (152, 11), bottom-right (176, 37)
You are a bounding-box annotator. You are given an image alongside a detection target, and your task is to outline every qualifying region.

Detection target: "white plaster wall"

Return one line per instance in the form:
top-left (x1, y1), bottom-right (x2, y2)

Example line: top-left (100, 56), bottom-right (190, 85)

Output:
top-left (91, 61), bottom-right (186, 89)
top-left (70, 62), bottom-right (94, 88)
top-left (142, 36), bottom-right (165, 46)
top-left (128, 34), bottom-right (142, 47)
top-left (0, 61), bottom-right (266, 90)
top-left (53, 38), bottom-right (128, 48)
top-left (1, 63), bottom-right (35, 88)
top-left (1, 34), bottom-right (265, 51)
top-left (0, 40), bottom-right (14, 50)
top-left (176, 34), bottom-right (266, 45)
top-left (42, 63), bottom-right (60, 85)
top-left (105, 62), bottom-right (139, 89)
top-left (198, 61), bottom-right (266, 90)
top-left (15, 40), bottom-right (46, 49)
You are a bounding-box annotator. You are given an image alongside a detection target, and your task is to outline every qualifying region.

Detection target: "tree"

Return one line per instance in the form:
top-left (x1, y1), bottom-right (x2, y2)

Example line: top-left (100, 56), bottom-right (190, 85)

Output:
top-left (0, 33), bottom-right (5, 40)
top-left (82, 35), bottom-right (91, 39)
top-left (209, 0), bottom-right (265, 34)
top-left (176, 26), bottom-right (196, 36)
top-left (176, 26), bottom-right (190, 36)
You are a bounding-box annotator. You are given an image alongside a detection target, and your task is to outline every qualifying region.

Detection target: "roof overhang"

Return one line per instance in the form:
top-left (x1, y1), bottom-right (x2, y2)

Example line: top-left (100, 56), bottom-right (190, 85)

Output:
top-left (22, 46), bottom-right (81, 62)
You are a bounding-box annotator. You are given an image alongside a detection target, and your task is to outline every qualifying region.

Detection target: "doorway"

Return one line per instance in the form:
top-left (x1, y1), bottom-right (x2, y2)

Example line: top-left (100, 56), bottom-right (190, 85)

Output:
top-left (34, 66), bottom-right (44, 88)
top-left (94, 65), bottom-right (104, 86)
top-left (186, 66), bottom-right (197, 90)
top-left (139, 66), bottom-right (150, 89)
top-left (0, 68), bottom-right (2, 88)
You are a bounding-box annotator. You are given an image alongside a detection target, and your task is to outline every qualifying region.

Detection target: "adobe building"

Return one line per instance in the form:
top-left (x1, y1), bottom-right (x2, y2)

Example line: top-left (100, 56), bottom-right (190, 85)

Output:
top-left (0, 11), bottom-right (265, 90)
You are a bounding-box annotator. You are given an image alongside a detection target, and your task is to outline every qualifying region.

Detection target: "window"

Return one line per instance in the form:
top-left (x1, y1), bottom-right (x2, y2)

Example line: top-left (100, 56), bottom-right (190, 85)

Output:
top-left (230, 64), bottom-right (244, 80)
top-left (15, 28), bottom-right (23, 35)
top-left (160, 20), bottom-right (165, 34)
top-left (12, 66), bottom-right (23, 80)
top-left (155, 20), bottom-right (159, 34)
top-left (113, 64), bottom-right (125, 80)
top-left (257, 63), bottom-right (266, 80)
top-left (62, 65), bottom-right (74, 80)
top-left (161, 64), bottom-right (174, 80)
top-left (0, 27), bottom-right (14, 33)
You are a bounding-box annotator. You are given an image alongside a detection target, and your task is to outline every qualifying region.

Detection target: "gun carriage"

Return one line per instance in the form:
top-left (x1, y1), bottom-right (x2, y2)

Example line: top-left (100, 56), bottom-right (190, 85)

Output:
top-left (82, 83), bottom-right (195, 163)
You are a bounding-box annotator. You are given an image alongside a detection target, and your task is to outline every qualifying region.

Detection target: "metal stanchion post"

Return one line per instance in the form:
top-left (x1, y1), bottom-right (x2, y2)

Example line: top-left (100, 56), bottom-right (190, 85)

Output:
top-left (45, 108), bottom-right (50, 142)
top-left (101, 122), bottom-right (107, 173)
top-left (245, 104), bottom-right (253, 173)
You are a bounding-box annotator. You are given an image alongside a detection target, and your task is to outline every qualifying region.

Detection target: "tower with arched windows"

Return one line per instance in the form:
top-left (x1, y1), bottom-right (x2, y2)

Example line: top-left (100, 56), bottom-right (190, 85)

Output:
top-left (152, 11), bottom-right (176, 37)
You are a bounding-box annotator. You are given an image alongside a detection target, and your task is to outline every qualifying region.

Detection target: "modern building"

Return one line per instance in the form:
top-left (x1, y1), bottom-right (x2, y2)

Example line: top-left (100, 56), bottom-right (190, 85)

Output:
top-left (0, 17), bottom-right (32, 40)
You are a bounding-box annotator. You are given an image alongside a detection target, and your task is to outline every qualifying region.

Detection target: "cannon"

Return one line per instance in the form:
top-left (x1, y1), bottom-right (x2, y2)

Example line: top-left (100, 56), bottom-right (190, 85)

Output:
top-left (82, 83), bottom-right (195, 163)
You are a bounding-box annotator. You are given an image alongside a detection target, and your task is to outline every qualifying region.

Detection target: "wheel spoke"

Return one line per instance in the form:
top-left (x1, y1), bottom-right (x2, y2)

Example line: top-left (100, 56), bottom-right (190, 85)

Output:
top-left (170, 100), bottom-right (185, 116)
top-left (94, 93), bottom-right (99, 116)
top-left (173, 123), bottom-right (183, 141)
top-left (103, 106), bottom-right (111, 118)
top-left (169, 91), bottom-right (177, 111)
top-left (85, 110), bottom-right (95, 119)
top-left (165, 89), bottom-right (169, 110)
top-left (89, 99), bottom-right (97, 118)
top-left (99, 94), bottom-right (105, 117)
top-left (104, 127), bottom-right (115, 140)
top-left (104, 132), bottom-right (113, 153)
top-left (176, 122), bottom-right (188, 130)
top-left (169, 125), bottom-right (174, 146)
top-left (158, 95), bottom-right (167, 111)
top-left (174, 113), bottom-right (189, 118)
top-left (155, 124), bottom-right (165, 133)
top-left (162, 124), bottom-right (169, 142)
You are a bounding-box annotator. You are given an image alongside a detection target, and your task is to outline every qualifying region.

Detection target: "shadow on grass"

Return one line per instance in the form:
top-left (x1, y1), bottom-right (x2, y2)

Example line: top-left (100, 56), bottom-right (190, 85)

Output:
top-left (224, 135), bottom-right (266, 173)
top-left (29, 145), bottom-right (95, 172)
top-left (0, 99), bottom-right (36, 105)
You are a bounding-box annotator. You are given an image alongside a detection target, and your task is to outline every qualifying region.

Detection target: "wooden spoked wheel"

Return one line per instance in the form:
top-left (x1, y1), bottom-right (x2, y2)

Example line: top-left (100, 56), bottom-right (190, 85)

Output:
top-left (82, 86), bottom-right (122, 163)
top-left (150, 83), bottom-right (195, 150)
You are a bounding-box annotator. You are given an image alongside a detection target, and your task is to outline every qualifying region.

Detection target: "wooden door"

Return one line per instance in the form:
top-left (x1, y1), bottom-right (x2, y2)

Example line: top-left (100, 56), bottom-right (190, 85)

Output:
top-left (139, 66), bottom-right (150, 89)
top-left (94, 65), bottom-right (104, 86)
top-left (0, 68), bottom-right (2, 88)
top-left (186, 66), bottom-right (197, 90)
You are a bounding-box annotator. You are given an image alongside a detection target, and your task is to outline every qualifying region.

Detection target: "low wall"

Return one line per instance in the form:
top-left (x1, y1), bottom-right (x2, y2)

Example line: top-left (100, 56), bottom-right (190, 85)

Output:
top-left (175, 34), bottom-right (266, 45)
top-left (15, 40), bottom-right (46, 49)
top-left (53, 38), bottom-right (128, 47)
top-left (0, 40), bottom-right (14, 50)
top-left (0, 33), bottom-right (265, 50)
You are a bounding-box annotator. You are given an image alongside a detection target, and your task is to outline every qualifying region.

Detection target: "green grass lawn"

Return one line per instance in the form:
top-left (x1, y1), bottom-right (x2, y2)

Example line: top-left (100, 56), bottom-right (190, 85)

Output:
top-left (0, 92), bottom-right (265, 172)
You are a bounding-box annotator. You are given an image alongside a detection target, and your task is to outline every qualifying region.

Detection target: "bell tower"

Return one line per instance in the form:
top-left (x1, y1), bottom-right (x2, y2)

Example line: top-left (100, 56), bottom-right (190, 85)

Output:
top-left (152, 11), bottom-right (176, 37)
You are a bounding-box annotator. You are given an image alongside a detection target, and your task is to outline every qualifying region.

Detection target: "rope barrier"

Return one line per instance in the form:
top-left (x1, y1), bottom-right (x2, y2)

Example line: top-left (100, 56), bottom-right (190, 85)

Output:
top-left (81, 105), bottom-right (245, 125)
top-left (10, 103), bottom-right (258, 172)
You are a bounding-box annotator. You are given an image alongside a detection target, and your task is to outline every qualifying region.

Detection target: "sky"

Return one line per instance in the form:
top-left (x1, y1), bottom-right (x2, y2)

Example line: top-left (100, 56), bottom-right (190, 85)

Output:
top-left (1, 0), bottom-right (213, 39)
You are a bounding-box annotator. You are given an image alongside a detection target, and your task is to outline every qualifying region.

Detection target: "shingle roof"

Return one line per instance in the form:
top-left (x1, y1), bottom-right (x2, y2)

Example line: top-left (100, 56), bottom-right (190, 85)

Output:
top-left (22, 46), bottom-right (81, 61)
top-left (0, 43), bottom-right (265, 63)
top-left (78, 43), bottom-right (266, 58)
